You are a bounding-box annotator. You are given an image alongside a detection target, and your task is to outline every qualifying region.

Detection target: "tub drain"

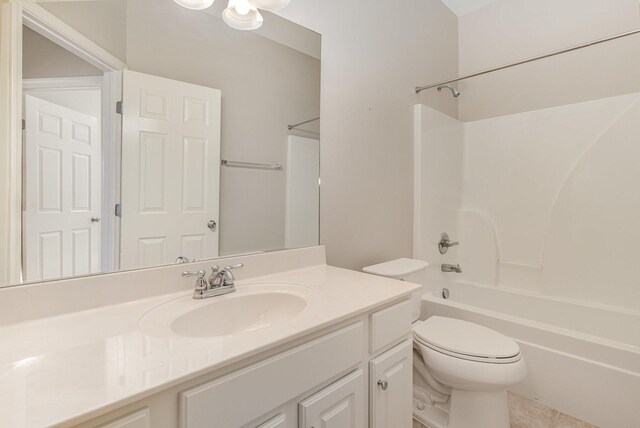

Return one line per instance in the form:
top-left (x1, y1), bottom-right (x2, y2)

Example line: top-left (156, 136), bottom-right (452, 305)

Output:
top-left (442, 288), bottom-right (450, 299)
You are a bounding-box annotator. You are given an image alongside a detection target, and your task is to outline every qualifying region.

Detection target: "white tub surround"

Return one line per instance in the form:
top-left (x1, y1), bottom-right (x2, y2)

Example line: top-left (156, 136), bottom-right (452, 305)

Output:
top-left (0, 246), bottom-right (420, 427)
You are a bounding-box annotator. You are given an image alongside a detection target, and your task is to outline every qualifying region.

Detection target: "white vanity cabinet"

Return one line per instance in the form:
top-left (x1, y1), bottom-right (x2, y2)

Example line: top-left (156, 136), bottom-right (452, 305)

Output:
top-left (78, 298), bottom-right (414, 428)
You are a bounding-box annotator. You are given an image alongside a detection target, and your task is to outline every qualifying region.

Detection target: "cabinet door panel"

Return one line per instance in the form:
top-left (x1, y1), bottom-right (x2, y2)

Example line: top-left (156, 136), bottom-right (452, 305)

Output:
top-left (299, 369), bottom-right (365, 428)
top-left (370, 340), bottom-right (413, 428)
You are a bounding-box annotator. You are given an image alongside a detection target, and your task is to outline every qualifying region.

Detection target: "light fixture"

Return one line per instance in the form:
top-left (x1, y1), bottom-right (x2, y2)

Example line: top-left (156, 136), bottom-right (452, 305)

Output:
top-left (223, 0), bottom-right (264, 31)
top-left (247, 0), bottom-right (291, 12)
top-left (173, 0), bottom-right (215, 10)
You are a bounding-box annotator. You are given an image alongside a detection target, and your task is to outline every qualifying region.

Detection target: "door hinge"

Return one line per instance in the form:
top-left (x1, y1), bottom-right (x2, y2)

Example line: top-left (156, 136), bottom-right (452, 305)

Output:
top-left (115, 204), bottom-right (122, 217)
top-left (116, 101), bottom-right (123, 114)
top-left (22, 119), bottom-right (25, 130)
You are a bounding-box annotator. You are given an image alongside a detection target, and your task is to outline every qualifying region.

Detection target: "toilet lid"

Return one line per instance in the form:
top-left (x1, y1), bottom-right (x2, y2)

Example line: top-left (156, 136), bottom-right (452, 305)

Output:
top-left (362, 258), bottom-right (430, 279)
top-left (413, 316), bottom-right (520, 360)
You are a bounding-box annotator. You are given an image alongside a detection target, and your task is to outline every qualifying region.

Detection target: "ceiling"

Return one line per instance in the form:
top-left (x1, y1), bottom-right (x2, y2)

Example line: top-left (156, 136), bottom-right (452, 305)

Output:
top-left (440, 0), bottom-right (499, 16)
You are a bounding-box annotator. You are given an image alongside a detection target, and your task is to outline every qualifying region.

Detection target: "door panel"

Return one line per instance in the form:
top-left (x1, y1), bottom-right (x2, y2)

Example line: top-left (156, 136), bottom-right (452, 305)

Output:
top-left (120, 70), bottom-right (221, 269)
top-left (299, 369), bottom-right (365, 428)
top-left (23, 95), bottom-right (101, 281)
top-left (370, 340), bottom-right (413, 428)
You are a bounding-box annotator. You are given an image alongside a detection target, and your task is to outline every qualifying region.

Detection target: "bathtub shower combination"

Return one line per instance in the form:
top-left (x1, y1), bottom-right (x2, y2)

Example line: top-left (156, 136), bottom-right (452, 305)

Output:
top-left (412, 27), bottom-right (640, 428)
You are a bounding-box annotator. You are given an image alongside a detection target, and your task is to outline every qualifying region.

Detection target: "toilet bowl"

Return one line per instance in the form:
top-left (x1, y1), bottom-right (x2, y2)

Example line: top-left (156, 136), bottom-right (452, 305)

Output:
top-left (362, 259), bottom-right (527, 428)
top-left (412, 316), bottom-right (527, 428)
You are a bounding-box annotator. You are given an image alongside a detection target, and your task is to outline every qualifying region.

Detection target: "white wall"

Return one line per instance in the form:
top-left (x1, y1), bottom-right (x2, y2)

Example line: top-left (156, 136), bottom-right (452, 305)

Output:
top-left (277, 0), bottom-right (459, 269)
top-left (458, 0), bottom-right (640, 74)
top-left (39, 0), bottom-right (128, 63)
top-left (458, 0), bottom-right (640, 121)
top-left (22, 27), bottom-right (102, 78)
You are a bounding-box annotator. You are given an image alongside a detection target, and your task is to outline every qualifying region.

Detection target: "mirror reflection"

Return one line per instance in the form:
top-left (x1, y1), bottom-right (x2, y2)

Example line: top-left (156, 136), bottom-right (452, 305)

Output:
top-left (6, 0), bottom-right (321, 286)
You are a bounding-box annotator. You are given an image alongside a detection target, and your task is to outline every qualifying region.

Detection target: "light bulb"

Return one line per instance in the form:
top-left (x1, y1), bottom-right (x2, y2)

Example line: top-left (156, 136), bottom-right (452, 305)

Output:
top-left (247, 0), bottom-right (291, 12)
top-left (173, 0), bottom-right (215, 10)
top-left (223, 0), bottom-right (263, 30)
top-left (234, 3), bottom-right (251, 15)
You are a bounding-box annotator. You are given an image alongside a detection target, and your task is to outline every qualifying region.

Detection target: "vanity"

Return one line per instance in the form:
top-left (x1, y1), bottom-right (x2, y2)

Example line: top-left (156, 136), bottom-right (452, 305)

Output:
top-left (0, 247), bottom-right (420, 427)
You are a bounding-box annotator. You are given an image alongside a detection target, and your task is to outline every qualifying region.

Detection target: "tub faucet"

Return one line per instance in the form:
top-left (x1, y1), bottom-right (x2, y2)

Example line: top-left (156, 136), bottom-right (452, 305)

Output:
top-left (442, 263), bottom-right (462, 273)
top-left (438, 233), bottom-right (460, 254)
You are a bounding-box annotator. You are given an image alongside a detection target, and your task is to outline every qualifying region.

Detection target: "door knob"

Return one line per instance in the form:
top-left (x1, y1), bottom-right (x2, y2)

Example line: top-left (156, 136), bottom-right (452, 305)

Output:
top-left (377, 380), bottom-right (388, 390)
top-left (207, 220), bottom-right (217, 231)
top-left (91, 217), bottom-right (101, 223)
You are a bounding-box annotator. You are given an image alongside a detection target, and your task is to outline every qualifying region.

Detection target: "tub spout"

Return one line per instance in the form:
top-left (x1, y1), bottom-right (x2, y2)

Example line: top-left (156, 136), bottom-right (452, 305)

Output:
top-left (442, 263), bottom-right (462, 273)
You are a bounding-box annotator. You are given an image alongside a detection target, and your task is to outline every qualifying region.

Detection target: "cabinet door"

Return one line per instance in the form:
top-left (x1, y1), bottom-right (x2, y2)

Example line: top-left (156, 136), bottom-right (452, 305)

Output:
top-left (299, 369), bottom-right (365, 428)
top-left (370, 339), bottom-right (413, 428)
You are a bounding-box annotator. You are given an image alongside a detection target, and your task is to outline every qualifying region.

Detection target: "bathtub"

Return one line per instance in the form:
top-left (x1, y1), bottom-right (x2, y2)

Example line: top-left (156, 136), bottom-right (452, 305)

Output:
top-left (420, 280), bottom-right (640, 428)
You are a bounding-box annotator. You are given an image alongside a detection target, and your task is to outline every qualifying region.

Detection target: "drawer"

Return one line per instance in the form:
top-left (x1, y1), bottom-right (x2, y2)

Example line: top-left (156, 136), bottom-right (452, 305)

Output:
top-left (180, 322), bottom-right (364, 428)
top-left (370, 300), bottom-right (412, 353)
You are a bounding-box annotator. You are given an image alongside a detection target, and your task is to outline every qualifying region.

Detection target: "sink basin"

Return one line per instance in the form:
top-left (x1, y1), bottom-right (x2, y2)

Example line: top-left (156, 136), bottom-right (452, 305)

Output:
top-left (172, 292), bottom-right (307, 338)
top-left (138, 283), bottom-right (318, 338)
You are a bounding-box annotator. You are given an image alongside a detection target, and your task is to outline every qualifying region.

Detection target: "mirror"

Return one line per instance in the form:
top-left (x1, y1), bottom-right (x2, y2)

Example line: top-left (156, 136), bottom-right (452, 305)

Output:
top-left (1, 0), bottom-right (321, 286)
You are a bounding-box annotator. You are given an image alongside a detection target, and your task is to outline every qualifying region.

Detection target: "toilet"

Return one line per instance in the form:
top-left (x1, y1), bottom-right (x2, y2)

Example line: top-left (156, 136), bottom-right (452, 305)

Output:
top-left (363, 259), bottom-right (527, 428)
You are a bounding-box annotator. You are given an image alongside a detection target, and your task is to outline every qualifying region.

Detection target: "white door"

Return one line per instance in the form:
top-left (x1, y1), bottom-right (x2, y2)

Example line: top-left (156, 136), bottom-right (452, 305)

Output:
top-left (120, 71), bottom-right (221, 269)
top-left (285, 136), bottom-right (320, 249)
top-left (299, 369), bottom-right (365, 428)
top-left (23, 95), bottom-right (101, 281)
top-left (370, 340), bottom-right (413, 428)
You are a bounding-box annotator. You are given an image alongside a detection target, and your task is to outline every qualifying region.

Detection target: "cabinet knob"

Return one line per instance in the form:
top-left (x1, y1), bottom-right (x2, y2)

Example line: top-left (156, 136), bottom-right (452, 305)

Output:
top-left (377, 380), bottom-right (388, 391)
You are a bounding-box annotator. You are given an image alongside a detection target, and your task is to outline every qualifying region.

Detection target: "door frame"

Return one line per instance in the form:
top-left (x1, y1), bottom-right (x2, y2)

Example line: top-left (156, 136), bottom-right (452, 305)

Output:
top-left (0, 1), bottom-right (127, 283)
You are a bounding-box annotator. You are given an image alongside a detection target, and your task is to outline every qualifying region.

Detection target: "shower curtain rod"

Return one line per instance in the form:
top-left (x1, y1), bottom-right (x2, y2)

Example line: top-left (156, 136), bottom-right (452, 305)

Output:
top-left (288, 117), bottom-right (320, 130)
top-left (415, 27), bottom-right (640, 94)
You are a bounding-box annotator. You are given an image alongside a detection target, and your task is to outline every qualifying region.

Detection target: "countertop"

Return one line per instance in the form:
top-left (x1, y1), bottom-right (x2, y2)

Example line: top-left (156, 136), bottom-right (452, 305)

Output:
top-left (0, 265), bottom-right (420, 427)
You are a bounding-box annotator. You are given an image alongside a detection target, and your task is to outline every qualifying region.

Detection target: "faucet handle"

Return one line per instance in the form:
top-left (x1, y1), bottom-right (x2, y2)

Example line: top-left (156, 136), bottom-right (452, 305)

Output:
top-left (182, 270), bottom-right (206, 279)
top-left (182, 270), bottom-right (208, 291)
top-left (224, 263), bottom-right (244, 271)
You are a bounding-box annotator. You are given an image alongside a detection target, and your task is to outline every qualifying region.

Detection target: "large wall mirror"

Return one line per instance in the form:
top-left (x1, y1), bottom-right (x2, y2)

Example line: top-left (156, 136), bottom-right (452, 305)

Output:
top-left (0, 0), bottom-right (321, 287)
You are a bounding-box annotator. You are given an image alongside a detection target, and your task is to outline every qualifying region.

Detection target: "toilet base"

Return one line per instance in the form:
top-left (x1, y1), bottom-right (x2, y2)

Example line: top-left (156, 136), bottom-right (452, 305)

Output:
top-left (413, 388), bottom-right (510, 428)
top-left (413, 395), bottom-right (448, 428)
top-left (448, 389), bottom-right (510, 428)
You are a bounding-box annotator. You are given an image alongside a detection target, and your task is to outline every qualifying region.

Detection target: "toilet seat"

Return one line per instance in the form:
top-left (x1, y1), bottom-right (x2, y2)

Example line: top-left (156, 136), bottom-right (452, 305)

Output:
top-left (413, 316), bottom-right (521, 364)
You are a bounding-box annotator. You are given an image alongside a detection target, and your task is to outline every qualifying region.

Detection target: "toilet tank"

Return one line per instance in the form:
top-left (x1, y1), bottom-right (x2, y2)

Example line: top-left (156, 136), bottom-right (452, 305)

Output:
top-left (363, 258), bottom-right (429, 322)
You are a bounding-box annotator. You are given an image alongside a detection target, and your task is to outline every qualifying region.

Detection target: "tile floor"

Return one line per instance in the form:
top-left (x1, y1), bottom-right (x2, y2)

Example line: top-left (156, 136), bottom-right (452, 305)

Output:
top-left (412, 393), bottom-right (599, 428)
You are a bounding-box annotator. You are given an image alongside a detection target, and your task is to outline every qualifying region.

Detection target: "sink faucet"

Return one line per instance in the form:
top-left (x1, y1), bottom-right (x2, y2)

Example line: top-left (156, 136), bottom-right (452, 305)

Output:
top-left (209, 263), bottom-right (244, 288)
top-left (183, 263), bottom-right (244, 300)
top-left (441, 263), bottom-right (463, 273)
